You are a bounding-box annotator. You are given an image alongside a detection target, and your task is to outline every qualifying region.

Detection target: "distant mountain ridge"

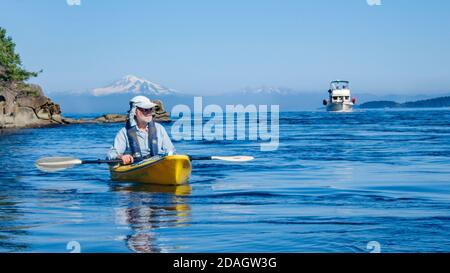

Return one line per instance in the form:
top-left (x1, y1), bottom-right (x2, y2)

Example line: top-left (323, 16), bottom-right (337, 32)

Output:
top-left (241, 85), bottom-right (296, 95)
top-left (360, 96), bottom-right (450, 109)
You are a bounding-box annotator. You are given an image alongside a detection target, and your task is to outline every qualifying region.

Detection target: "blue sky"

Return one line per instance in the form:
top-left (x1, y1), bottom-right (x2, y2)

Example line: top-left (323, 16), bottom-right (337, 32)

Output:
top-left (1, 0), bottom-right (450, 95)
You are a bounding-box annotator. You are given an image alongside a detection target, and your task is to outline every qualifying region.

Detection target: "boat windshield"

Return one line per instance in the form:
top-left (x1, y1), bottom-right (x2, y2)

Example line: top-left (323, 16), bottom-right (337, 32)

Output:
top-left (330, 81), bottom-right (349, 90)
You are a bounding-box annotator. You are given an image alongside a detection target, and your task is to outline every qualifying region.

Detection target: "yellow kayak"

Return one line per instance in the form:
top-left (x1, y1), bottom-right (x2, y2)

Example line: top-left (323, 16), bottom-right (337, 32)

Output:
top-left (110, 155), bottom-right (192, 185)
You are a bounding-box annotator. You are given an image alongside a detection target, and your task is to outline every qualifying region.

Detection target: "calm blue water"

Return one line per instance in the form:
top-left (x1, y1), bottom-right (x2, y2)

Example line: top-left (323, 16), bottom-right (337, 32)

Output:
top-left (1, 109), bottom-right (450, 253)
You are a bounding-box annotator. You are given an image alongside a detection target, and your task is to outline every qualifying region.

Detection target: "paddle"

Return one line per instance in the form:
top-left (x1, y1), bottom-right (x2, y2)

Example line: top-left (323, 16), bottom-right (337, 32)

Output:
top-left (35, 155), bottom-right (254, 172)
top-left (188, 155), bottom-right (254, 162)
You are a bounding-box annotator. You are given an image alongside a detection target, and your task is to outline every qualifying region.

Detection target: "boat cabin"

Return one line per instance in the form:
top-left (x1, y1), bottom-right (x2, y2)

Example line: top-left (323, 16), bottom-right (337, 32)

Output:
top-left (329, 81), bottom-right (351, 103)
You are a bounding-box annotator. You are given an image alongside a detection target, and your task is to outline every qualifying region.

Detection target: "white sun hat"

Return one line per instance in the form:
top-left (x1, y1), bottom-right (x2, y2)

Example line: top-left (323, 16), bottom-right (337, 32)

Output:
top-left (130, 95), bottom-right (157, 109)
top-left (127, 96), bottom-right (157, 127)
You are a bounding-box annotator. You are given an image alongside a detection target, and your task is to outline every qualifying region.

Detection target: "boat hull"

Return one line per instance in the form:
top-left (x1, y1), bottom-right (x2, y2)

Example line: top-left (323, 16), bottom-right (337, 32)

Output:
top-left (110, 155), bottom-right (192, 185)
top-left (326, 102), bottom-right (353, 112)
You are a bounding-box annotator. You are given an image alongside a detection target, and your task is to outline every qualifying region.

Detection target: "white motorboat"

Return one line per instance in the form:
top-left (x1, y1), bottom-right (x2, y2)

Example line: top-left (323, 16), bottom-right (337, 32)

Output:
top-left (323, 80), bottom-right (355, 112)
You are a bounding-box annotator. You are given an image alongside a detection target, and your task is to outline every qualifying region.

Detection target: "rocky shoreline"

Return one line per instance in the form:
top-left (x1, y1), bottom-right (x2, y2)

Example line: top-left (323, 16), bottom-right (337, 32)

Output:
top-left (0, 82), bottom-right (64, 129)
top-left (0, 82), bottom-right (170, 130)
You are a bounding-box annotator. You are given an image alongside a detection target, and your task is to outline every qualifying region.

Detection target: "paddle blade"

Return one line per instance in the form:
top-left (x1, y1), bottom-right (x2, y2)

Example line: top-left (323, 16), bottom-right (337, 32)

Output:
top-left (35, 157), bottom-right (82, 172)
top-left (210, 156), bottom-right (255, 162)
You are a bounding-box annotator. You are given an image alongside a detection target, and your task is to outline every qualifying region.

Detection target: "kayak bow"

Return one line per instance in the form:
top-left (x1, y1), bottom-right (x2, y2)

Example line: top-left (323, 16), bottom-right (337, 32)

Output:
top-left (109, 155), bottom-right (192, 185)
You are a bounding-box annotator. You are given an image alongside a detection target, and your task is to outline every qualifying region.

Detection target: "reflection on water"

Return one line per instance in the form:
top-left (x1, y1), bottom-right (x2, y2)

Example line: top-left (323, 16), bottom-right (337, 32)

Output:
top-left (113, 183), bottom-right (192, 196)
top-left (0, 178), bottom-right (29, 252)
top-left (111, 183), bottom-right (191, 253)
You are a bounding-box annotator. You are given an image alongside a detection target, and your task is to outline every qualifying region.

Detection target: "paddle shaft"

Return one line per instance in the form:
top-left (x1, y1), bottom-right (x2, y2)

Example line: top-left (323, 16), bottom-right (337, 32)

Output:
top-left (80, 156), bottom-right (211, 165)
top-left (80, 156), bottom-right (239, 165)
top-left (188, 156), bottom-right (212, 161)
top-left (82, 159), bottom-right (122, 164)
top-left (81, 156), bottom-right (212, 164)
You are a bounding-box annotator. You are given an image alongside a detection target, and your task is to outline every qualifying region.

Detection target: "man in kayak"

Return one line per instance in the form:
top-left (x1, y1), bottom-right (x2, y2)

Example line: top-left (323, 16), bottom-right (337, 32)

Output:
top-left (107, 95), bottom-right (175, 164)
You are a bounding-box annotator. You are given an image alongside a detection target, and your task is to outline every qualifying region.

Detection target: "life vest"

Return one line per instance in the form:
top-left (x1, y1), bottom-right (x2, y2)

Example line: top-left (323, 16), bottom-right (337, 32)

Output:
top-left (125, 119), bottom-right (159, 161)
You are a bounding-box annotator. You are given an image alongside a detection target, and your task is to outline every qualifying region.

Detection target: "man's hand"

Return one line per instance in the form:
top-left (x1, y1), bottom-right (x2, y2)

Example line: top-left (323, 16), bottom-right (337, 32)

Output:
top-left (118, 154), bottom-right (134, 165)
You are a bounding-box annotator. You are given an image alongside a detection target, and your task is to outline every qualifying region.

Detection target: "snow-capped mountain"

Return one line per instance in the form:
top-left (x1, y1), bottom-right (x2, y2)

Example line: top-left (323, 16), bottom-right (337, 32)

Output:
top-left (91, 75), bottom-right (177, 96)
top-left (241, 85), bottom-right (296, 95)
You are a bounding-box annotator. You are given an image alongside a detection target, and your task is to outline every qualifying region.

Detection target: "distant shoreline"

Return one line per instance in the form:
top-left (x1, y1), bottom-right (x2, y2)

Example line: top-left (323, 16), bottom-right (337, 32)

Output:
top-left (359, 96), bottom-right (450, 109)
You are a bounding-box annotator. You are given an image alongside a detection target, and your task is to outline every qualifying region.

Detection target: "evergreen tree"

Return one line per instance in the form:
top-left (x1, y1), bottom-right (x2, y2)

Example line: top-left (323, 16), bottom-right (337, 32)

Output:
top-left (0, 27), bottom-right (40, 82)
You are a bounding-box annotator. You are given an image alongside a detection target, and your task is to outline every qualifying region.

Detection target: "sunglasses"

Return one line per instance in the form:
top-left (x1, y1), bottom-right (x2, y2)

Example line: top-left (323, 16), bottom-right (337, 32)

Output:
top-left (137, 107), bottom-right (155, 114)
